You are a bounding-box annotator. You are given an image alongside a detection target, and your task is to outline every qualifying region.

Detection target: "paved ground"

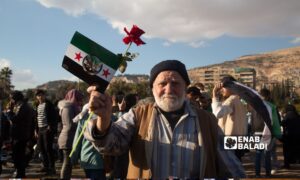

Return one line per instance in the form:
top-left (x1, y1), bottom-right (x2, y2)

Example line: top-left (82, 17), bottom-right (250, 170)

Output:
top-left (242, 141), bottom-right (300, 179)
top-left (0, 160), bottom-right (86, 179)
top-left (0, 140), bottom-right (299, 179)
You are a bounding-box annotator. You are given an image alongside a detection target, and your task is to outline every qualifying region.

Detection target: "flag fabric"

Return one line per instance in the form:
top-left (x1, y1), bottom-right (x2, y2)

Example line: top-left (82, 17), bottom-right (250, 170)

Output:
top-left (62, 31), bottom-right (121, 93)
top-left (221, 79), bottom-right (273, 139)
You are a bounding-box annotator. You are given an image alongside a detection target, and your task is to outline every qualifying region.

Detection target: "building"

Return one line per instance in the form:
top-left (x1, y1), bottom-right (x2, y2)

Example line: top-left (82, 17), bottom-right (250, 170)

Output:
top-left (189, 67), bottom-right (256, 88)
top-left (234, 67), bottom-right (256, 88)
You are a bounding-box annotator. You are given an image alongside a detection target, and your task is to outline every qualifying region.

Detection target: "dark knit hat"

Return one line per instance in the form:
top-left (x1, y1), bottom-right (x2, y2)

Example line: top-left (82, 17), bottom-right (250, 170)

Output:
top-left (221, 75), bottom-right (236, 88)
top-left (187, 86), bottom-right (201, 96)
top-left (35, 89), bottom-right (46, 96)
top-left (11, 91), bottom-right (24, 102)
top-left (150, 60), bottom-right (190, 87)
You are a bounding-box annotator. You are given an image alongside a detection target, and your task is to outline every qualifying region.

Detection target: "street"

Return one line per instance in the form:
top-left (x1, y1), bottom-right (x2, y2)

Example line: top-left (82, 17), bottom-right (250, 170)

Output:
top-left (0, 141), bottom-right (299, 179)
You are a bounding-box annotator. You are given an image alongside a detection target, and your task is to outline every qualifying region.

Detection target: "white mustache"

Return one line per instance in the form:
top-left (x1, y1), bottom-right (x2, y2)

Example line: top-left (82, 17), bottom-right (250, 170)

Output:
top-left (162, 95), bottom-right (178, 99)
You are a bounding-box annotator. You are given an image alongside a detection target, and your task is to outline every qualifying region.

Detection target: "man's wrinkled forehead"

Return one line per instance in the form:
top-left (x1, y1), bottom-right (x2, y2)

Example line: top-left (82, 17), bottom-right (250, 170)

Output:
top-left (153, 71), bottom-right (185, 84)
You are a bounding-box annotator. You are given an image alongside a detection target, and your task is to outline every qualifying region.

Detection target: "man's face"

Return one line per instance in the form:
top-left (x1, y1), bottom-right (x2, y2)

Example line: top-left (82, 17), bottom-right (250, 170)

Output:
top-left (152, 71), bottom-right (186, 112)
top-left (36, 94), bottom-right (45, 103)
top-left (186, 93), bottom-right (198, 102)
top-left (220, 87), bottom-right (231, 98)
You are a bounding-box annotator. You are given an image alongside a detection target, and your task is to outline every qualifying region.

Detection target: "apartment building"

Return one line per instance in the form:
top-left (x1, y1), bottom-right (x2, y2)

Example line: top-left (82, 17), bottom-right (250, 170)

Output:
top-left (190, 67), bottom-right (256, 88)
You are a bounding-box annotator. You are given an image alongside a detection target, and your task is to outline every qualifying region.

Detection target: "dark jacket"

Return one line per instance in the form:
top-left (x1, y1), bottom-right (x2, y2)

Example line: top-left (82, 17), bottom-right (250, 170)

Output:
top-left (11, 101), bottom-right (35, 141)
top-left (36, 100), bottom-right (58, 134)
top-left (1, 112), bottom-right (11, 141)
top-left (281, 110), bottom-right (300, 137)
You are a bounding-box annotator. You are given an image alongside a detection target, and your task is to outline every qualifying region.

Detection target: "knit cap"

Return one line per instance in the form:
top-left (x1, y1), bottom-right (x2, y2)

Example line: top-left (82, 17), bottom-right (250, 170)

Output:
top-left (149, 60), bottom-right (190, 87)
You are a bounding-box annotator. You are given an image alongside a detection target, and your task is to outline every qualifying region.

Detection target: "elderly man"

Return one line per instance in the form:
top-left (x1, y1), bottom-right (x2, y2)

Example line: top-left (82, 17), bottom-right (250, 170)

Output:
top-left (85, 60), bottom-right (241, 178)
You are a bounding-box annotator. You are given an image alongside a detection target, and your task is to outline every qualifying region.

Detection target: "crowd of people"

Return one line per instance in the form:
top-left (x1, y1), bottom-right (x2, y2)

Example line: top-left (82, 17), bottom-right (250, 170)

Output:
top-left (0, 59), bottom-right (299, 179)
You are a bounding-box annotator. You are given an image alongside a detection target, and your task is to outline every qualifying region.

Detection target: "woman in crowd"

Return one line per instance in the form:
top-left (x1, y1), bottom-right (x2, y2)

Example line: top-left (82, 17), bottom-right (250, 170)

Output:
top-left (58, 89), bottom-right (83, 179)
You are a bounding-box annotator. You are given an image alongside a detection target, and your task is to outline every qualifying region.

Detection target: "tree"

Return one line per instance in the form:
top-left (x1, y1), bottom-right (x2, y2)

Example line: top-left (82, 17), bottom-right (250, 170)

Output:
top-left (107, 80), bottom-right (132, 96)
top-left (0, 67), bottom-right (13, 100)
top-left (107, 80), bottom-right (151, 99)
top-left (130, 81), bottom-right (151, 99)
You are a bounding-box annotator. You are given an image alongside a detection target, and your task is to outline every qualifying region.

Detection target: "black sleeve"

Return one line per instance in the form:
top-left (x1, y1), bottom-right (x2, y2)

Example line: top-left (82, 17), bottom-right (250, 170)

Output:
top-left (46, 101), bottom-right (58, 133)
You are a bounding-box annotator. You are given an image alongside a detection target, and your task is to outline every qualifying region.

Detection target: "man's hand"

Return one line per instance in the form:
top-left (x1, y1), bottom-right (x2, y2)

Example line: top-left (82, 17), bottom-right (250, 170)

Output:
top-left (212, 83), bottom-right (222, 99)
top-left (87, 86), bottom-right (112, 133)
top-left (112, 95), bottom-right (117, 107)
top-left (34, 131), bottom-right (38, 139)
top-left (118, 98), bottom-right (126, 112)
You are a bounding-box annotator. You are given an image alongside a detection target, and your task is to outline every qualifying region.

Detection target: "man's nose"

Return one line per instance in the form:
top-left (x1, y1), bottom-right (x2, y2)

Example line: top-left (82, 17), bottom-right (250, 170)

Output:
top-left (165, 83), bottom-right (174, 94)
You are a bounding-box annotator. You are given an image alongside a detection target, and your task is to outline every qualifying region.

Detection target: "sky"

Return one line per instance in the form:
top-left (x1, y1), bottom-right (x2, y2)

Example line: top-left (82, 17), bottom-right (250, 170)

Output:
top-left (1, 0), bottom-right (300, 90)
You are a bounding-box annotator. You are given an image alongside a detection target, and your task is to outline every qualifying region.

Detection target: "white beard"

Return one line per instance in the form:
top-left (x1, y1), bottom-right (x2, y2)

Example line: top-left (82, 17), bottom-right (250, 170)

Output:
top-left (154, 93), bottom-right (185, 112)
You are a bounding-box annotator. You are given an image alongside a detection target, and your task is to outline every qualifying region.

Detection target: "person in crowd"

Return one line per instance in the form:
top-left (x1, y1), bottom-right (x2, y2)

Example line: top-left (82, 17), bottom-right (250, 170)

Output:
top-left (245, 88), bottom-right (281, 177)
top-left (247, 102), bottom-right (272, 177)
top-left (57, 89), bottom-right (83, 179)
top-left (111, 91), bottom-right (125, 117)
top-left (35, 89), bottom-right (58, 175)
top-left (194, 82), bottom-right (206, 95)
top-left (281, 104), bottom-right (300, 168)
top-left (0, 100), bottom-right (3, 175)
top-left (194, 82), bottom-right (212, 111)
top-left (186, 86), bottom-right (202, 108)
top-left (54, 99), bottom-right (63, 163)
top-left (9, 91), bottom-right (35, 178)
top-left (84, 60), bottom-right (244, 179)
top-left (260, 88), bottom-right (282, 176)
top-left (109, 93), bottom-right (137, 178)
top-left (0, 99), bottom-right (4, 175)
top-left (70, 104), bottom-right (106, 180)
top-left (211, 76), bottom-right (248, 160)
top-left (199, 95), bottom-right (212, 112)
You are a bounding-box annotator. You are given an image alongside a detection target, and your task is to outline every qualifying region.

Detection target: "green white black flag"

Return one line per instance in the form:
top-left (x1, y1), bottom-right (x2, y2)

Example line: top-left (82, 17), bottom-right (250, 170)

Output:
top-left (62, 31), bottom-right (121, 93)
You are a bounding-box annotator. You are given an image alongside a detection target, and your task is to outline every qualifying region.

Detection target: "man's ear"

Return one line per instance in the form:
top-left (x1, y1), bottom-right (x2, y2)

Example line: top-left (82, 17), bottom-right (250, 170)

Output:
top-left (151, 87), bottom-right (154, 96)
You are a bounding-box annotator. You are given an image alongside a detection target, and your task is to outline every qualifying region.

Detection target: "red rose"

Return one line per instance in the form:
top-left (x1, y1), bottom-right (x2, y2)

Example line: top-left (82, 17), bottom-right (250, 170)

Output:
top-left (123, 25), bottom-right (146, 46)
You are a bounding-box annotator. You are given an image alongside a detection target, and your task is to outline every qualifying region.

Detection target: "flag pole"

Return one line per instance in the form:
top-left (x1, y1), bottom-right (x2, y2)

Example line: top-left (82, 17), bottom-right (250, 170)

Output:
top-left (77, 78), bottom-right (80, 90)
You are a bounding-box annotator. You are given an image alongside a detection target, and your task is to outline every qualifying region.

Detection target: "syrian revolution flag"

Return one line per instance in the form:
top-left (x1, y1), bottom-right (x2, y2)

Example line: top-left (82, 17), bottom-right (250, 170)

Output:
top-left (62, 31), bottom-right (121, 93)
top-left (222, 78), bottom-right (273, 146)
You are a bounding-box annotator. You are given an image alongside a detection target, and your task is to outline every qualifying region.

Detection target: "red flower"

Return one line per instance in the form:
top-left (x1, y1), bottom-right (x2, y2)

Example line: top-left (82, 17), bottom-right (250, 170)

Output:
top-left (123, 25), bottom-right (146, 46)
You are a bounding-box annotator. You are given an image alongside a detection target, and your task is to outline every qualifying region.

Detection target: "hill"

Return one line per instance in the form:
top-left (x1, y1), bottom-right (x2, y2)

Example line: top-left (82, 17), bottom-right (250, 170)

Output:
top-left (188, 46), bottom-right (300, 89)
top-left (36, 46), bottom-right (300, 93)
top-left (36, 80), bottom-right (76, 91)
top-left (35, 75), bottom-right (149, 91)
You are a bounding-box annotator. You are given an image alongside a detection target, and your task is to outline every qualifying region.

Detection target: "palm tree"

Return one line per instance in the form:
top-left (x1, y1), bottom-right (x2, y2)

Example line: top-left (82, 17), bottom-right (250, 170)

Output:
top-left (0, 67), bottom-right (13, 98)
